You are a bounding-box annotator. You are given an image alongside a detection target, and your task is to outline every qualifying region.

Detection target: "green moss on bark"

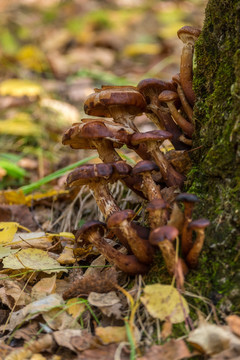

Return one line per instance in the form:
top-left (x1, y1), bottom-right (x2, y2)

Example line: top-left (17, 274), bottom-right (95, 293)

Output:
top-left (187, 0), bottom-right (240, 312)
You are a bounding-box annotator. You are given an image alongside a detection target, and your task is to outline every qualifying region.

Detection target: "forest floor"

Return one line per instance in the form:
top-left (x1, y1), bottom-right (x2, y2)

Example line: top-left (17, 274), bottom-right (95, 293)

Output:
top-left (0, 1), bottom-right (240, 359)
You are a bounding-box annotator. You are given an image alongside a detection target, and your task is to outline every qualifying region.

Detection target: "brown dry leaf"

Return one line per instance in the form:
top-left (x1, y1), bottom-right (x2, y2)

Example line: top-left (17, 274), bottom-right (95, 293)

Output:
top-left (141, 284), bottom-right (189, 324)
top-left (53, 329), bottom-right (94, 353)
top-left (188, 322), bottom-right (240, 355)
top-left (99, 302), bottom-right (123, 319)
top-left (0, 279), bottom-right (31, 309)
top-left (12, 321), bottom-right (39, 341)
top-left (162, 317), bottom-right (173, 340)
top-left (139, 339), bottom-right (192, 360)
top-left (88, 291), bottom-right (120, 308)
top-left (226, 315), bottom-right (240, 337)
top-left (10, 232), bottom-right (53, 250)
top-left (211, 346), bottom-right (240, 359)
top-left (77, 343), bottom-right (129, 360)
top-left (57, 242), bottom-right (75, 265)
top-left (42, 307), bottom-right (81, 331)
top-left (31, 275), bottom-right (57, 300)
top-left (0, 205), bottom-right (38, 231)
top-left (96, 326), bottom-right (127, 345)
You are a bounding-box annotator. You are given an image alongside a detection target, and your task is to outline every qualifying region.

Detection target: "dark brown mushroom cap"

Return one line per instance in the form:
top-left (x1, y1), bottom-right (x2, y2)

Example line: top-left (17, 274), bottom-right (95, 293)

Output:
top-left (188, 218), bottom-right (210, 230)
top-left (75, 220), bottom-right (107, 242)
top-left (177, 26), bottom-right (201, 43)
top-left (62, 120), bottom-right (133, 150)
top-left (98, 87), bottom-right (147, 115)
top-left (130, 130), bottom-right (173, 146)
top-left (158, 90), bottom-right (179, 103)
top-left (146, 199), bottom-right (169, 212)
top-left (84, 92), bottom-right (111, 117)
top-left (132, 160), bottom-right (159, 175)
top-left (175, 193), bottom-right (199, 203)
top-left (66, 163), bottom-right (113, 187)
top-left (111, 161), bottom-right (132, 177)
top-left (107, 209), bottom-right (135, 228)
top-left (149, 225), bottom-right (179, 245)
top-left (137, 78), bottom-right (176, 96)
top-left (172, 73), bottom-right (181, 86)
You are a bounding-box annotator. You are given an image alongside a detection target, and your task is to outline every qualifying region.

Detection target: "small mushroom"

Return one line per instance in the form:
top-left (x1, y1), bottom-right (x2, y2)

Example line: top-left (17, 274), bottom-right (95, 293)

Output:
top-left (149, 225), bottom-right (188, 275)
top-left (172, 73), bottom-right (193, 122)
top-left (175, 193), bottom-right (199, 256)
top-left (137, 78), bottom-right (185, 150)
top-left (75, 220), bottom-right (149, 275)
top-left (132, 160), bottom-right (162, 201)
top-left (107, 209), bottom-right (154, 264)
top-left (146, 199), bottom-right (169, 229)
top-left (130, 130), bottom-right (185, 187)
top-left (63, 120), bottom-right (145, 198)
top-left (186, 218), bottom-right (210, 268)
top-left (177, 26), bottom-right (201, 106)
top-left (158, 90), bottom-right (194, 138)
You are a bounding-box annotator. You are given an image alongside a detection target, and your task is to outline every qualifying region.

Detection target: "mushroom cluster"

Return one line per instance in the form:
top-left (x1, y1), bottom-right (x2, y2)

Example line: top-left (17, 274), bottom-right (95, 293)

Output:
top-left (62, 26), bottom-right (210, 279)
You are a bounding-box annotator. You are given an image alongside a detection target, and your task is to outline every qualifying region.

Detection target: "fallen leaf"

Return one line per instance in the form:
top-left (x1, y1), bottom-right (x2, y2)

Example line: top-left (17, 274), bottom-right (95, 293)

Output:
top-left (0, 79), bottom-right (43, 97)
top-left (42, 307), bottom-right (81, 330)
top-left (3, 248), bottom-right (67, 274)
top-left (77, 343), bottom-right (129, 360)
top-left (138, 339), bottom-right (192, 360)
top-left (96, 326), bottom-right (127, 344)
top-left (162, 317), bottom-right (173, 340)
top-left (0, 246), bottom-right (19, 259)
top-left (99, 302), bottom-right (123, 319)
top-left (66, 298), bottom-right (85, 319)
top-left (0, 113), bottom-right (41, 136)
top-left (0, 279), bottom-right (30, 309)
top-left (226, 315), bottom-right (240, 337)
top-left (88, 291), bottom-right (120, 307)
top-left (141, 284), bottom-right (189, 324)
top-left (53, 329), bottom-right (94, 353)
top-left (31, 275), bottom-right (57, 300)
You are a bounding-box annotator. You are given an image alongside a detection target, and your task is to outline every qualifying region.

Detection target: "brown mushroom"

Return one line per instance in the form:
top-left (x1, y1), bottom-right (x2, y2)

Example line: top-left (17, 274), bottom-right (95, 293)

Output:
top-left (158, 90), bottom-right (194, 138)
top-left (137, 78), bottom-right (185, 150)
top-left (186, 218), bottom-right (210, 268)
top-left (62, 120), bottom-right (145, 198)
top-left (130, 130), bottom-right (185, 187)
top-left (131, 160), bottom-right (162, 201)
top-left (149, 225), bottom-right (188, 275)
top-left (177, 26), bottom-right (201, 106)
top-left (172, 73), bottom-right (193, 122)
top-left (146, 199), bottom-right (169, 229)
top-left (175, 193), bottom-right (199, 256)
top-left (107, 210), bottom-right (154, 264)
top-left (75, 220), bottom-right (149, 275)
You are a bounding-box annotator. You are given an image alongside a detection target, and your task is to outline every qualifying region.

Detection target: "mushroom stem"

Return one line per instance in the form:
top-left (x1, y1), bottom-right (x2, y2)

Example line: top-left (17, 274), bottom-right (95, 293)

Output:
top-left (141, 172), bottom-right (162, 201)
top-left (88, 231), bottom-right (149, 275)
top-left (179, 45), bottom-right (195, 105)
top-left (90, 183), bottom-right (119, 219)
top-left (175, 83), bottom-right (193, 122)
top-left (185, 228), bottom-right (205, 268)
top-left (166, 102), bottom-right (194, 138)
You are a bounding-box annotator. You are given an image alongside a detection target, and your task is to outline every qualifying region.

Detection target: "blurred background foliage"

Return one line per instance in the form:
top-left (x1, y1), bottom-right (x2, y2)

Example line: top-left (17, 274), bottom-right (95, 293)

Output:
top-left (0, 0), bottom-right (206, 191)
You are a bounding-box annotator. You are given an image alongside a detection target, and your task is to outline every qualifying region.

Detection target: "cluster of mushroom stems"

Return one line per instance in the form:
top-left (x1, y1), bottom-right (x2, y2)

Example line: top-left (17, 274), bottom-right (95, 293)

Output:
top-left (62, 26), bottom-right (210, 278)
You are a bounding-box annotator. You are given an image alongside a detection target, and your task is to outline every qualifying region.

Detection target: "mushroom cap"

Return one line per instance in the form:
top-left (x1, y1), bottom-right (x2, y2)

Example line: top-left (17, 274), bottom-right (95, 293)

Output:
top-left (84, 86), bottom-right (147, 117)
top-left (132, 160), bottom-right (159, 175)
top-left (158, 90), bottom-right (179, 103)
top-left (188, 218), bottom-right (210, 230)
top-left (130, 130), bottom-right (173, 146)
top-left (112, 161), bottom-right (132, 177)
top-left (175, 193), bottom-right (199, 203)
top-left (62, 120), bottom-right (133, 149)
top-left (75, 220), bottom-right (107, 242)
top-left (149, 225), bottom-right (179, 245)
top-left (177, 26), bottom-right (201, 44)
top-left (67, 163), bottom-right (113, 187)
top-left (146, 199), bottom-right (169, 212)
top-left (172, 73), bottom-right (181, 86)
top-left (137, 78), bottom-right (176, 95)
top-left (107, 209), bottom-right (135, 228)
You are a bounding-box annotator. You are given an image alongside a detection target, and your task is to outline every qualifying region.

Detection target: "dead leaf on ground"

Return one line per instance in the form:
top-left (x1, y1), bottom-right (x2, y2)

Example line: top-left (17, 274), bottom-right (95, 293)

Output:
top-left (53, 329), bottom-right (95, 353)
top-left (76, 343), bottom-right (129, 360)
top-left (0, 205), bottom-right (38, 231)
top-left (96, 326), bottom-right (127, 345)
top-left (141, 284), bottom-right (189, 324)
top-left (138, 339), bottom-right (193, 360)
top-left (31, 275), bottom-right (57, 300)
top-left (0, 279), bottom-right (31, 309)
top-left (226, 315), bottom-right (240, 337)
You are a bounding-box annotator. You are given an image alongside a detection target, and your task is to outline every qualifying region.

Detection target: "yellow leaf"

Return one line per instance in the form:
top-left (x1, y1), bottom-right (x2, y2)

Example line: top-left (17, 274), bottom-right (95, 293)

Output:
top-left (66, 298), bottom-right (85, 319)
top-left (32, 275), bottom-right (57, 299)
top-left (0, 79), bottom-right (43, 97)
top-left (0, 189), bottom-right (26, 205)
top-left (17, 45), bottom-right (48, 72)
top-left (140, 284), bottom-right (189, 324)
top-left (123, 43), bottom-right (160, 57)
top-left (96, 326), bottom-right (127, 344)
top-left (3, 248), bottom-right (67, 273)
top-left (0, 113), bottom-right (41, 136)
top-left (0, 222), bottom-right (18, 244)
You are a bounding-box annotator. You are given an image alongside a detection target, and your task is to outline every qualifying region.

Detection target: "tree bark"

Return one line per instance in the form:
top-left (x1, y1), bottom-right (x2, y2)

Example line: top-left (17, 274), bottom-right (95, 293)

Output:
top-left (187, 0), bottom-right (240, 311)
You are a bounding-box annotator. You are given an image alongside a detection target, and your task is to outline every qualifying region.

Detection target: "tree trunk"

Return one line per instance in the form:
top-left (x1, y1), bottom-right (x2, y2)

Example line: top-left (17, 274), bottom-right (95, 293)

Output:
top-left (187, 0), bottom-right (240, 311)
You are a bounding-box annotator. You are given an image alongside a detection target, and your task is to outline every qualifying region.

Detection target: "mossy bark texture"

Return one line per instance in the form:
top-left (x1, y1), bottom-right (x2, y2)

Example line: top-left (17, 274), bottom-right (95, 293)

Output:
top-left (187, 0), bottom-right (240, 311)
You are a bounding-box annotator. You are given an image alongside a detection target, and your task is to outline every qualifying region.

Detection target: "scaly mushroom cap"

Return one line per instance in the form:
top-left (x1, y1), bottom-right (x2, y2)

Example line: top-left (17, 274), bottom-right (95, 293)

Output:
top-left (175, 193), bottom-right (199, 203)
top-left (84, 92), bottom-right (111, 117)
top-left (137, 78), bottom-right (176, 100)
top-left (177, 26), bottom-right (201, 44)
top-left (158, 90), bottom-right (179, 103)
top-left (130, 130), bottom-right (173, 146)
top-left (107, 209), bottom-right (135, 228)
top-left (66, 162), bottom-right (132, 188)
top-left (146, 199), bottom-right (169, 212)
top-left (172, 73), bottom-right (181, 86)
top-left (149, 225), bottom-right (179, 245)
top-left (188, 218), bottom-right (210, 230)
top-left (62, 120), bottom-right (133, 149)
top-left (75, 220), bottom-right (106, 241)
top-left (132, 160), bottom-right (159, 175)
